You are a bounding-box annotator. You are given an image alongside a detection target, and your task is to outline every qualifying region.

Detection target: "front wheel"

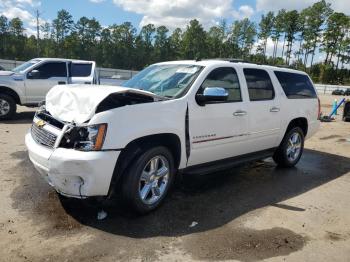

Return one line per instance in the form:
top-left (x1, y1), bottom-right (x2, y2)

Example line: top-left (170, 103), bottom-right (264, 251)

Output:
top-left (121, 146), bottom-right (175, 214)
top-left (273, 127), bottom-right (304, 168)
top-left (0, 94), bottom-right (16, 120)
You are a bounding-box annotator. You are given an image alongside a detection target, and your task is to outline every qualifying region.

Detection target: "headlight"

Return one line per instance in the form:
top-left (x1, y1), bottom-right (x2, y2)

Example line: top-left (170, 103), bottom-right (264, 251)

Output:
top-left (73, 123), bottom-right (107, 151)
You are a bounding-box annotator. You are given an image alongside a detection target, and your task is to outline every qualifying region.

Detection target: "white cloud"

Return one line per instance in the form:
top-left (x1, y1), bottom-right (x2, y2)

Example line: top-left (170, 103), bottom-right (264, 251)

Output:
top-left (2, 6), bottom-right (33, 21)
top-left (0, 0), bottom-right (44, 36)
top-left (232, 5), bottom-right (255, 19)
top-left (113, 0), bottom-right (255, 29)
top-left (256, 0), bottom-right (350, 14)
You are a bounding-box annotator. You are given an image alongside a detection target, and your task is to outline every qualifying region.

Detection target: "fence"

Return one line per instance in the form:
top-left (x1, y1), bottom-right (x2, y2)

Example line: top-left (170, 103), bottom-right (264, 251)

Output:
top-left (0, 58), bottom-right (139, 80)
top-left (0, 58), bottom-right (25, 70)
top-left (314, 84), bottom-right (350, 95)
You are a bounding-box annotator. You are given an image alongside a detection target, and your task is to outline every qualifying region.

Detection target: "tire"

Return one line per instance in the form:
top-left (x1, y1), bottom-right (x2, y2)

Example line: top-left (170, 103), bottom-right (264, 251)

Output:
top-left (121, 146), bottom-right (176, 214)
top-left (0, 94), bottom-right (16, 120)
top-left (273, 127), bottom-right (305, 168)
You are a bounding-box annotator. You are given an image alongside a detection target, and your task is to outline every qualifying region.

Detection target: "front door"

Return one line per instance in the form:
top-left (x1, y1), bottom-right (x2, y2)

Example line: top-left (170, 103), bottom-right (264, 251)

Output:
top-left (25, 61), bottom-right (68, 103)
top-left (187, 66), bottom-right (250, 167)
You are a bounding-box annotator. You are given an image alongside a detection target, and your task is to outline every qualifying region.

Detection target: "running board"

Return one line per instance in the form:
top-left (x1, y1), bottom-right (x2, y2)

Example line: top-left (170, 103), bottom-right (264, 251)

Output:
top-left (181, 148), bottom-right (276, 176)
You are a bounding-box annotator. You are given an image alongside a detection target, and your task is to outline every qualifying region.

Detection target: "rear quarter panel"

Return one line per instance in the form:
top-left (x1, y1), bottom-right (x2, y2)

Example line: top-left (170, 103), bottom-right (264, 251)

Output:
top-left (269, 71), bottom-right (320, 143)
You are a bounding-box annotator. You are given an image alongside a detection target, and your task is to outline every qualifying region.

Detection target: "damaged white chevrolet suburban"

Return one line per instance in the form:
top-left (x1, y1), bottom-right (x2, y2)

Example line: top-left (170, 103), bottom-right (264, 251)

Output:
top-left (25, 59), bottom-right (320, 213)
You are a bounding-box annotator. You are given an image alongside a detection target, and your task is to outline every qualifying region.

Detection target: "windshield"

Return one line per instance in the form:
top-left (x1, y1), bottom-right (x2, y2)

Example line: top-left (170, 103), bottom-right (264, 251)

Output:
top-left (123, 64), bottom-right (203, 98)
top-left (12, 60), bottom-right (40, 73)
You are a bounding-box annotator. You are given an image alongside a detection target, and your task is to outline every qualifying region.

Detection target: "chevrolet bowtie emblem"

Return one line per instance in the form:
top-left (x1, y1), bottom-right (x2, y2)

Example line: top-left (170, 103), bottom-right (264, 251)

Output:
top-left (36, 120), bottom-right (45, 128)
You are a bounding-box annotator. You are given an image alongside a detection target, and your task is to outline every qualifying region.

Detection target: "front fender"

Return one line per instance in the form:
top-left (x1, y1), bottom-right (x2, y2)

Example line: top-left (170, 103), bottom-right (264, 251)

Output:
top-left (0, 75), bottom-right (26, 104)
top-left (90, 98), bottom-right (188, 168)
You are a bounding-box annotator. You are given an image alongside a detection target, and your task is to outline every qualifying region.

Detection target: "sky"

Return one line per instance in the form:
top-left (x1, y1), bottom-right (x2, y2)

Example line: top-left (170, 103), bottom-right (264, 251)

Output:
top-left (0, 0), bottom-right (349, 63)
top-left (1, 0), bottom-right (349, 34)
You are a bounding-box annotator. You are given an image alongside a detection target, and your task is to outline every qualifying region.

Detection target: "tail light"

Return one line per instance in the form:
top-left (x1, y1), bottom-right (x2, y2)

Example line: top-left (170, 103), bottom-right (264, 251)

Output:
top-left (317, 97), bottom-right (321, 120)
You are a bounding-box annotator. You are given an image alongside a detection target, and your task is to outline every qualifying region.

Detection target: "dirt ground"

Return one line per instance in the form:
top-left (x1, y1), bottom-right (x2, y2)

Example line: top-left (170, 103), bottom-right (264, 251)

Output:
top-left (0, 94), bottom-right (349, 262)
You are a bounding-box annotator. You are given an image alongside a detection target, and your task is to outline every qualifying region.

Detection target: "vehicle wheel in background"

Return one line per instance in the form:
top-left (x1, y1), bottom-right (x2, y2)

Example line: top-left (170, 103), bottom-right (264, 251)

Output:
top-left (273, 127), bottom-right (305, 168)
top-left (121, 146), bottom-right (175, 214)
top-left (0, 94), bottom-right (16, 120)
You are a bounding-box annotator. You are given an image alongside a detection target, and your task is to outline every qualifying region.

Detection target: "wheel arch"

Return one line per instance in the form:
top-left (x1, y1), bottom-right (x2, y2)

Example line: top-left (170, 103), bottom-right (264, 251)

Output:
top-left (108, 133), bottom-right (182, 197)
top-left (0, 86), bottom-right (21, 105)
top-left (286, 117), bottom-right (308, 136)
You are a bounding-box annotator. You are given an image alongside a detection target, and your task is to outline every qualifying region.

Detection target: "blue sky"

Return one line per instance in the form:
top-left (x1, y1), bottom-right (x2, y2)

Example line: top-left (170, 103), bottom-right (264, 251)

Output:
top-left (39, 0), bottom-right (258, 29)
top-left (1, 0), bottom-right (349, 34)
top-left (40, 0), bottom-right (257, 26)
top-left (40, 0), bottom-right (143, 27)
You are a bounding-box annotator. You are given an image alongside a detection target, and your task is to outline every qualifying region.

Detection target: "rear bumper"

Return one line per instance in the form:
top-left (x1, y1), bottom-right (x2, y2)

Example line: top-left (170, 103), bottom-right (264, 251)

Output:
top-left (25, 131), bottom-right (120, 198)
top-left (306, 120), bottom-right (320, 139)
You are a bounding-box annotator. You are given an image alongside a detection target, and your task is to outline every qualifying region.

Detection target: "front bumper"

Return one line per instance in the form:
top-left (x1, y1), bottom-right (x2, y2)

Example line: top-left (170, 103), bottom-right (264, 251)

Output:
top-left (25, 131), bottom-right (120, 198)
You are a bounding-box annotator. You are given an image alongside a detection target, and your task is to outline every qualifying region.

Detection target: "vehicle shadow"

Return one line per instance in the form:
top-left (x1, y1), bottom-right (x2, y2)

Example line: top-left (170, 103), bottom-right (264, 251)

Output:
top-left (60, 149), bottom-right (350, 238)
top-left (2, 111), bottom-right (35, 124)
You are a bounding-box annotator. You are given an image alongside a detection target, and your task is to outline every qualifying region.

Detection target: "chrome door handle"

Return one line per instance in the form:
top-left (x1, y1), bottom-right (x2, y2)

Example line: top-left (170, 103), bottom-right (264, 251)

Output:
top-left (233, 110), bottom-right (247, 116)
top-left (270, 107), bottom-right (280, 112)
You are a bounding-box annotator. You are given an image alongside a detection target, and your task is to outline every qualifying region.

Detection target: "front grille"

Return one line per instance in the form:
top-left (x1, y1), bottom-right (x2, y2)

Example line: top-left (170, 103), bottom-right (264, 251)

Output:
top-left (31, 124), bottom-right (57, 148)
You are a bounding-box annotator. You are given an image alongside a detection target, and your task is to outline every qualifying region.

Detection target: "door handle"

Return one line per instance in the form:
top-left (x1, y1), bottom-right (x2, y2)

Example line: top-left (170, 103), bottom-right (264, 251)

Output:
top-left (233, 110), bottom-right (247, 116)
top-left (270, 106), bottom-right (280, 112)
top-left (58, 81), bottom-right (66, 85)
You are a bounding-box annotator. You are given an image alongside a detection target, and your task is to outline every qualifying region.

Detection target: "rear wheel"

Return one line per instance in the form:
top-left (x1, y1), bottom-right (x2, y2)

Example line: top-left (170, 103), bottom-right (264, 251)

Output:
top-left (0, 94), bottom-right (16, 120)
top-left (121, 146), bottom-right (175, 214)
top-left (273, 127), bottom-right (304, 167)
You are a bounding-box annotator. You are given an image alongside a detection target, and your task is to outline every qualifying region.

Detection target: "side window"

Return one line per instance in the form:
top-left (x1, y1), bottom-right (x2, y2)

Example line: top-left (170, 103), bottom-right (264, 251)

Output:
top-left (274, 71), bottom-right (317, 99)
top-left (200, 67), bottom-right (242, 102)
top-left (244, 68), bottom-right (274, 101)
top-left (34, 62), bottom-right (67, 78)
top-left (70, 63), bottom-right (92, 77)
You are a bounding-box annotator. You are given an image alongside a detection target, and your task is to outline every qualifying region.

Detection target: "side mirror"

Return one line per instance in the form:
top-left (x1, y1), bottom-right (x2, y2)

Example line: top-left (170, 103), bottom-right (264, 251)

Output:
top-left (27, 70), bottom-right (40, 79)
top-left (196, 87), bottom-right (229, 106)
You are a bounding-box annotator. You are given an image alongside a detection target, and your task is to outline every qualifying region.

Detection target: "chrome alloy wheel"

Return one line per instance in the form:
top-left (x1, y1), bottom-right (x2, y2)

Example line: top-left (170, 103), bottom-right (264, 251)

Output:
top-left (0, 99), bottom-right (10, 116)
top-left (138, 155), bottom-right (170, 205)
top-left (287, 132), bottom-right (302, 162)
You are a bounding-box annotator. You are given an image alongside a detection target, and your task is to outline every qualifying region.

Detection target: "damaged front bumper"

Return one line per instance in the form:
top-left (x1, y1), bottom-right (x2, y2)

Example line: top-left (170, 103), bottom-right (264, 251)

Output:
top-left (25, 130), bottom-right (120, 199)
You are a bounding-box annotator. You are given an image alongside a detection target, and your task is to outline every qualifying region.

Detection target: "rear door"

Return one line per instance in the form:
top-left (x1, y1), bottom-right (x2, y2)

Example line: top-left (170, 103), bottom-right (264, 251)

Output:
top-left (25, 61), bottom-right (68, 103)
top-left (243, 68), bottom-right (282, 151)
top-left (68, 62), bottom-right (95, 84)
top-left (187, 66), bottom-right (250, 166)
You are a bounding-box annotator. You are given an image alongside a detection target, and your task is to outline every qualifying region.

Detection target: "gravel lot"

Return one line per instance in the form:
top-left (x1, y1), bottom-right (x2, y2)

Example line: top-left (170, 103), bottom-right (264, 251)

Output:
top-left (0, 94), bottom-right (349, 262)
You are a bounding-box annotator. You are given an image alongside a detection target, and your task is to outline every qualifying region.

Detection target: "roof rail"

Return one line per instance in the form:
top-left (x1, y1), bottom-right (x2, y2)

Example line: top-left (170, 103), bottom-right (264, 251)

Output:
top-left (275, 65), bottom-right (295, 70)
top-left (200, 58), bottom-right (257, 64)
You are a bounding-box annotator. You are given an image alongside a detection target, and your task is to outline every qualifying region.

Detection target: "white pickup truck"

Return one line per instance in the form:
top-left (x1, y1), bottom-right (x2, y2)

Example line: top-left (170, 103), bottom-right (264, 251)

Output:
top-left (0, 58), bottom-right (115, 120)
top-left (25, 59), bottom-right (320, 213)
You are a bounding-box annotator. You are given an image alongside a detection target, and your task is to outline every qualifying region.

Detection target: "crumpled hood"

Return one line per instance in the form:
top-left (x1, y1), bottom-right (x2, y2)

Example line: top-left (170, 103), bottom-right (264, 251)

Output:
top-left (46, 84), bottom-right (162, 124)
top-left (0, 71), bottom-right (14, 76)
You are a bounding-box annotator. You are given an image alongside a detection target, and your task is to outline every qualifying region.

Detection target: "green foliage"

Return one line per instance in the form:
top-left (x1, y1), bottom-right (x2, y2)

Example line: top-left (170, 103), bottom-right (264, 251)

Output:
top-left (0, 2), bottom-right (349, 84)
top-left (181, 19), bottom-right (207, 59)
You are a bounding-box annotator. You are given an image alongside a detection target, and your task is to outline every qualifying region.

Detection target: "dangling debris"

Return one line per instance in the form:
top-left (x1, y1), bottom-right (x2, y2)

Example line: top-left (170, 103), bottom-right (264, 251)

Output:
top-left (97, 210), bottom-right (108, 220)
top-left (189, 221), bottom-right (198, 228)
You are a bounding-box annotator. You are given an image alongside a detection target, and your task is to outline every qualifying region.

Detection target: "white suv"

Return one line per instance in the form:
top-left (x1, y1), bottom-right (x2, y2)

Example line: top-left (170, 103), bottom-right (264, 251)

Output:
top-left (25, 59), bottom-right (320, 213)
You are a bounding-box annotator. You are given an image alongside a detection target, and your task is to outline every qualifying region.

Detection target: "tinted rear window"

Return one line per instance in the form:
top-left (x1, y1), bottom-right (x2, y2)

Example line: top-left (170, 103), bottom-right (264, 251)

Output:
top-left (274, 71), bottom-right (317, 99)
top-left (243, 68), bottom-right (275, 101)
top-left (70, 63), bottom-right (92, 77)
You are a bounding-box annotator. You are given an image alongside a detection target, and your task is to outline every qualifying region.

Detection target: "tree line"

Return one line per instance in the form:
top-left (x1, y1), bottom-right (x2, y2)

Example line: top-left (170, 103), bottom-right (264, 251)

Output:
top-left (0, 0), bottom-right (349, 84)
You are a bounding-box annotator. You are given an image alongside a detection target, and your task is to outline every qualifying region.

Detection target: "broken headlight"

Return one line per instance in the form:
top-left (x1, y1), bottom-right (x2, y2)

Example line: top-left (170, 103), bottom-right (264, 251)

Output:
top-left (63, 123), bottom-right (108, 151)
